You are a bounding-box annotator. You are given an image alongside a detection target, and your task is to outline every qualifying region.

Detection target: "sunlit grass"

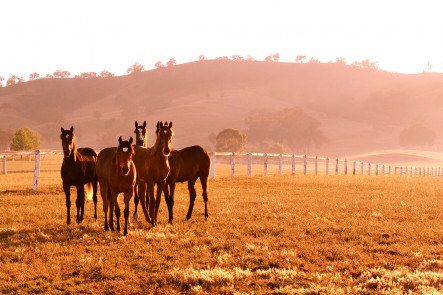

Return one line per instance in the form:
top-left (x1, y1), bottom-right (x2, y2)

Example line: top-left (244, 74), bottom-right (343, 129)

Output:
top-left (1, 166), bottom-right (443, 293)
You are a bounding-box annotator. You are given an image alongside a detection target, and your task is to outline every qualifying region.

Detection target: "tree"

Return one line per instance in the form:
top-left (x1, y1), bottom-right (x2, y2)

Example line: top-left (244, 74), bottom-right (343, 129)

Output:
top-left (245, 107), bottom-right (328, 153)
top-left (167, 59), bottom-right (177, 67)
top-left (264, 55), bottom-right (273, 62)
top-left (335, 57), bottom-right (347, 65)
top-left (198, 54), bottom-right (206, 61)
top-left (99, 70), bottom-right (114, 77)
top-left (215, 128), bottom-right (247, 152)
top-left (399, 123), bottom-right (435, 146)
top-left (154, 61), bottom-right (165, 69)
top-left (29, 72), bottom-right (40, 80)
top-left (53, 70), bottom-right (71, 78)
top-left (0, 76), bottom-right (4, 87)
top-left (10, 127), bottom-right (41, 151)
top-left (272, 53), bottom-right (280, 62)
top-left (127, 62), bottom-right (145, 75)
top-left (295, 55), bottom-right (306, 63)
top-left (6, 75), bottom-right (19, 86)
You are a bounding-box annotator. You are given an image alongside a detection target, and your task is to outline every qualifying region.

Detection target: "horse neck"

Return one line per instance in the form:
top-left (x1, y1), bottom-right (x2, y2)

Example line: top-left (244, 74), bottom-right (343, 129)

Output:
top-left (65, 141), bottom-right (78, 162)
top-left (152, 134), bottom-right (165, 157)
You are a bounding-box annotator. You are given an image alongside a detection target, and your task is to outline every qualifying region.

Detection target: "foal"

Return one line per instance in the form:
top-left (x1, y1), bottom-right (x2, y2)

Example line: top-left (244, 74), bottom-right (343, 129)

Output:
top-left (153, 125), bottom-right (210, 223)
top-left (96, 137), bottom-right (136, 235)
top-left (133, 120), bottom-right (148, 221)
top-left (60, 126), bottom-right (98, 224)
top-left (132, 121), bottom-right (173, 226)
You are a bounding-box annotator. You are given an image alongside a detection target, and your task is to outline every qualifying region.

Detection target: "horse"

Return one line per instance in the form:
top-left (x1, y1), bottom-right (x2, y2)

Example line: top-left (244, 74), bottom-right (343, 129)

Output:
top-left (134, 120), bottom-right (148, 147)
top-left (96, 136), bottom-right (136, 235)
top-left (132, 120), bottom-right (148, 221)
top-left (153, 125), bottom-right (210, 224)
top-left (60, 126), bottom-right (98, 225)
top-left (132, 121), bottom-right (173, 226)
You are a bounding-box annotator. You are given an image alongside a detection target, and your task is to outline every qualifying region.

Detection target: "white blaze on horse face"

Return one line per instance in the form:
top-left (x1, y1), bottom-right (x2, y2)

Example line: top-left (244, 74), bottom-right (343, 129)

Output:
top-left (164, 130), bottom-right (167, 134)
top-left (66, 134), bottom-right (69, 139)
top-left (122, 147), bottom-right (129, 152)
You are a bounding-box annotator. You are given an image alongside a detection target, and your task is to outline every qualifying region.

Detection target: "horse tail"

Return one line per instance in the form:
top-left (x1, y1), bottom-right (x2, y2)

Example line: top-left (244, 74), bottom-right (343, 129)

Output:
top-left (85, 182), bottom-right (93, 201)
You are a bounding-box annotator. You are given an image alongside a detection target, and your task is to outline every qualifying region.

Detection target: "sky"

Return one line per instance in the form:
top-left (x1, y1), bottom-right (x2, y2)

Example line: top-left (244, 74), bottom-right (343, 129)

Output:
top-left (1, 0), bottom-right (443, 80)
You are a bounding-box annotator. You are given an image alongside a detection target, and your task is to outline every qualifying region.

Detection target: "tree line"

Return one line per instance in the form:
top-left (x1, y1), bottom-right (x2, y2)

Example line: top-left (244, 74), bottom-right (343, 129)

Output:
top-left (0, 53), bottom-right (381, 87)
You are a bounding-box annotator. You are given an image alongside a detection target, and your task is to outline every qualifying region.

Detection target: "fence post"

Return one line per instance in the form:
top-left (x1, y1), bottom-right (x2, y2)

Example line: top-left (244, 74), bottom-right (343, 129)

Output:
top-left (230, 152), bottom-right (235, 178)
top-left (368, 163), bottom-right (371, 176)
top-left (247, 153), bottom-right (252, 177)
top-left (210, 152), bottom-right (216, 179)
top-left (2, 156), bottom-right (6, 175)
top-left (264, 153), bottom-right (268, 176)
top-left (353, 161), bottom-right (356, 176)
top-left (314, 156), bottom-right (318, 176)
top-left (382, 165), bottom-right (385, 176)
top-left (344, 159), bottom-right (347, 175)
top-left (326, 157), bottom-right (329, 176)
top-left (375, 164), bottom-right (379, 176)
top-left (291, 154), bottom-right (295, 175)
top-left (278, 154), bottom-right (283, 175)
top-left (303, 155), bottom-right (307, 176)
top-left (335, 159), bottom-right (339, 176)
top-left (33, 150), bottom-right (41, 191)
top-left (361, 162), bottom-right (364, 176)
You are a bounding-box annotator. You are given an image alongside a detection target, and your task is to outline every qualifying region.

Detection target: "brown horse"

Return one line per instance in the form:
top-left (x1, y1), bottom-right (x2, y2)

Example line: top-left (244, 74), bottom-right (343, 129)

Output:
top-left (96, 136), bottom-right (136, 235)
top-left (132, 121), bottom-right (173, 226)
top-left (132, 120), bottom-right (148, 221)
top-left (134, 121), bottom-right (148, 147)
top-left (60, 126), bottom-right (98, 224)
top-left (153, 125), bottom-right (210, 223)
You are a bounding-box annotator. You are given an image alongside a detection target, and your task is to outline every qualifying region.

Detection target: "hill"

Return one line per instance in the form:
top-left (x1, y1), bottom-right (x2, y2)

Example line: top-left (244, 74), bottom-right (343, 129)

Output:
top-left (1, 60), bottom-right (443, 159)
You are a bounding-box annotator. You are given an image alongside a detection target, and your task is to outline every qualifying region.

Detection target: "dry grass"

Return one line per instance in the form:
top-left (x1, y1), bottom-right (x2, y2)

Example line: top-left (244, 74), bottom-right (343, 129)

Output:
top-left (1, 165), bottom-right (443, 293)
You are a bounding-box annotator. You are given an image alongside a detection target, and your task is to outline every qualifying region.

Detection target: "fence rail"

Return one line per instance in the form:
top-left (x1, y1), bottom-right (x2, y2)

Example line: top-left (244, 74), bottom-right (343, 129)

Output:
top-left (208, 152), bottom-right (443, 179)
top-left (1, 150), bottom-right (443, 191)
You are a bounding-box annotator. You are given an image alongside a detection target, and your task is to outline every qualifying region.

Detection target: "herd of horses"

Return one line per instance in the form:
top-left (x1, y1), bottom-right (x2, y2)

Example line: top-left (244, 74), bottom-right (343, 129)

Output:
top-left (59, 121), bottom-right (210, 235)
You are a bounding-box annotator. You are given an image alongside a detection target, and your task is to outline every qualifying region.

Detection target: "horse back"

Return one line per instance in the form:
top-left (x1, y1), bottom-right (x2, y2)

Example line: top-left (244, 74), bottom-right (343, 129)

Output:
top-left (61, 149), bottom-right (97, 185)
top-left (171, 145), bottom-right (210, 182)
top-left (96, 147), bottom-right (117, 185)
top-left (78, 147), bottom-right (98, 158)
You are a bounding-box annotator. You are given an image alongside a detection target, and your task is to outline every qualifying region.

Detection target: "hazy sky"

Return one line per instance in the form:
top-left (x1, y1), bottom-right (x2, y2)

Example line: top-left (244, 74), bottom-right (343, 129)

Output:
top-left (1, 0), bottom-right (442, 79)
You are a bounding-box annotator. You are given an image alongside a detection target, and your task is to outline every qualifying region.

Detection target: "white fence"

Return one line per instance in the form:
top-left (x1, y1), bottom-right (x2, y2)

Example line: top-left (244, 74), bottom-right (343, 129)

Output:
top-left (1, 150), bottom-right (443, 191)
top-left (208, 152), bottom-right (443, 179)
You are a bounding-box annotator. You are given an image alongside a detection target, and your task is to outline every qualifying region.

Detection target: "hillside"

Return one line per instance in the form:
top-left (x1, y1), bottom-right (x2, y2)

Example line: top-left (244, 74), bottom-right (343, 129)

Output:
top-left (1, 60), bottom-right (443, 158)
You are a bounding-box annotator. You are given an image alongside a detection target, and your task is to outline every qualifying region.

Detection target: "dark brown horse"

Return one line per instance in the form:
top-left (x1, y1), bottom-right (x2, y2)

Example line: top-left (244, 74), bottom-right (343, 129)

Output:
top-left (132, 120), bottom-right (148, 221)
top-left (132, 121), bottom-right (173, 226)
top-left (96, 136), bottom-right (136, 235)
top-left (154, 125), bottom-right (210, 223)
top-left (134, 121), bottom-right (148, 147)
top-left (60, 126), bottom-right (98, 224)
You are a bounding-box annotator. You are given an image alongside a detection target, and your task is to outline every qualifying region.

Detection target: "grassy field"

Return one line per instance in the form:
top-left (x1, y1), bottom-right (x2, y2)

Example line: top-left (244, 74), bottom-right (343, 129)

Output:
top-left (1, 156), bottom-right (443, 293)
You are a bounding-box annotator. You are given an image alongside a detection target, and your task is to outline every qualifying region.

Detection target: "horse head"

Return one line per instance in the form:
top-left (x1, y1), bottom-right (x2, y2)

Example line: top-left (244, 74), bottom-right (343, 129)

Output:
top-left (156, 121), bottom-right (174, 156)
top-left (60, 126), bottom-right (75, 158)
top-left (134, 121), bottom-right (147, 147)
top-left (117, 136), bottom-right (134, 175)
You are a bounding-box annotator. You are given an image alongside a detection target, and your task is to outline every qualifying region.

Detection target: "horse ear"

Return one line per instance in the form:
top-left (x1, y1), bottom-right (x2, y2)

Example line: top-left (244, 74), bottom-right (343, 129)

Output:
top-left (119, 136), bottom-right (123, 144)
top-left (159, 121), bottom-right (164, 128)
top-left (70, 126), bottom-right (74, 132)
top-left (61, 127), bottom-right (64, 132)
top-left (143, 121), bottom-right (146, 127)
top-left (135, 121), bottom-right (138, 128)
top-left (129, 137), bottom-right (133, 144)
top-left (169, 121), bottom-right (173, 128)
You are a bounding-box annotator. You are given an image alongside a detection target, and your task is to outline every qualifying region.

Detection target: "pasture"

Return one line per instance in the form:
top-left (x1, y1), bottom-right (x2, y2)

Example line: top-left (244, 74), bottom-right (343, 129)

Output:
top-left (1, 156), bottom-right (443, 293)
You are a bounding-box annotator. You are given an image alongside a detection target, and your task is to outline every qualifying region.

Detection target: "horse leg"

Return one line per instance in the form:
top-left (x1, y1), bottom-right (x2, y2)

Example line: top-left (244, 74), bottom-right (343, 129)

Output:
top-left (148, 181), bottom-right (156, 226)
top-left (92, 176), bottom-right (98, 221)
top-left (185, 178), bottom-right (198, 220)
top-left (109, 189), bottom-right (115, 231)
top-left (154, 182), bottom-right (164, 226)
top-left (63, 183), bottom-right (71, 225)
top-left (133, 183), bottom-right (139, 221)
top-left (114, 194), bottom-right (121, 233)
top-left (138, 181), bottom-right (151, 224)
top-left (164, 181), bottom-right (175, 224)
top-left (123, 189), bottom-right (133, 236)
top-left (100, 185), bottom-right (109, 231)
top-left (201, 176), bottom-right (209, 220)
top-left (76, 184), bottom-right (85, 224)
